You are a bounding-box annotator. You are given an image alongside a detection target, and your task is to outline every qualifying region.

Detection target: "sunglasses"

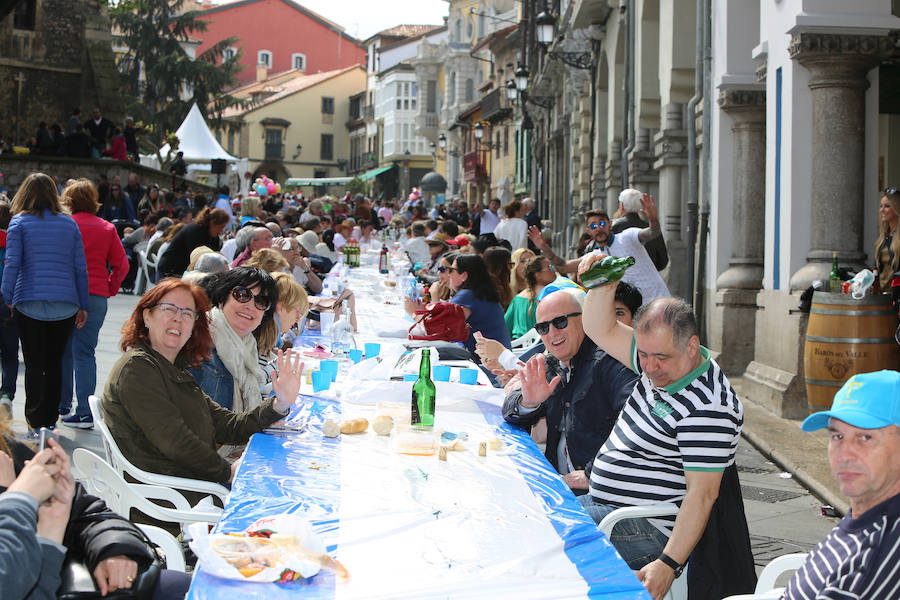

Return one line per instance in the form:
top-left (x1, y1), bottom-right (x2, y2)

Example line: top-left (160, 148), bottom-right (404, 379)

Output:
top-left (231, 286), bottom-right (271, 311)
top-left (437, 266), bottom-right (448, 273)
top-left (153, 302), bottom-right (198, 321)
top-left (534, 312), bottom-right (582, 335)
top-left (885, 187), bottom-right (898, 196)
top-left (588, 221), bottom-right (607, 230)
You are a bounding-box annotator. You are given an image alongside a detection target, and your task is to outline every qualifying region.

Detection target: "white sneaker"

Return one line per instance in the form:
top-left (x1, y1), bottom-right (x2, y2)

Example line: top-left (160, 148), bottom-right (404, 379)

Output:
top-left (0, 395), bottom-right (12, 421)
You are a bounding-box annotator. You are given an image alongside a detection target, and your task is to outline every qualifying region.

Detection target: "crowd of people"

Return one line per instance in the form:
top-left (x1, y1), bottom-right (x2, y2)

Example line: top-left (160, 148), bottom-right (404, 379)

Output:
top-left (1, 168), bottom-right (899, 600)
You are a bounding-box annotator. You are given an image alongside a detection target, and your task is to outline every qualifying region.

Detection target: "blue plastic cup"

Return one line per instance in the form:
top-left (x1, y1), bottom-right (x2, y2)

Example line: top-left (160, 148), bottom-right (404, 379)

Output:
top-left (349, 349), bottom-right (363, 364)
top-left (433, 365), bottom-right (451, 382)
top-left (320, 360), bottom-right (339, 382)
top-left (404, 373), bottom-right (418, 382)
top-left (312, 370), bottom-right (330, 393)
top-left (364, 342), bottom-right (381, 358)
top-left (459, 368), bottom-right (478, 385)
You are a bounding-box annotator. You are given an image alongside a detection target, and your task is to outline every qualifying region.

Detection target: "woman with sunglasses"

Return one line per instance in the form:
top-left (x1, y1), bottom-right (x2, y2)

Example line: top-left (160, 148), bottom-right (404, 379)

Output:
top-left (874, 187), bottom-right (900, 293)
top-left (102, 278), bottom-right (301, 485)
top-left (188, 267), bottom-right (279, 417)
top-left (428, 252), bottom-right (458, 302)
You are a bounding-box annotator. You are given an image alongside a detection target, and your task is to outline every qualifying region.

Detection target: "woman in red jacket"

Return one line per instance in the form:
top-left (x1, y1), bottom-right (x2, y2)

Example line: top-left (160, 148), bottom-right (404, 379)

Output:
top-left (59, 179), bottom-right (129, 428)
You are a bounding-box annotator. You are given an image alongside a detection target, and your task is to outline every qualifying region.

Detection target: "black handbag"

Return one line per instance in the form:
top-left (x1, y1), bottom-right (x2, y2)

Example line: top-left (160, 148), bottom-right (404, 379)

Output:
top-left (57, 558), bottom-right (160, 600)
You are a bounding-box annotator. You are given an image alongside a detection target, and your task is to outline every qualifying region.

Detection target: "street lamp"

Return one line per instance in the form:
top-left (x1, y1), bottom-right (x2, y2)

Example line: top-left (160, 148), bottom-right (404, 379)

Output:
top-left (473, 121), bottom-right (484, 140)
top-left (437, 133), bottom-right (447, 149)
top-left (515, 65), bottom-right (529, 92)
top-left (506, 79), bottom-right (518, 101)
top-left (535, 10), bottom-right (556, 46)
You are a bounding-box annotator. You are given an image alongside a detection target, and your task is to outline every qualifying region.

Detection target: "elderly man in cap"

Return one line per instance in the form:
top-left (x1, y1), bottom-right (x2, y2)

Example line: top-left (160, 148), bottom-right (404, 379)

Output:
top-left (782, 370), bottom-right (900, 599)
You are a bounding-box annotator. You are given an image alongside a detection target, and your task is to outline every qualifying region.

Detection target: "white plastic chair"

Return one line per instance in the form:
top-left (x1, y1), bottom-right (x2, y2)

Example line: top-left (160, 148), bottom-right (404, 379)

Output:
top-left (135, 249), bottom-right (159, 296)
top-left (73, 449), bottom-right (221, 543)
top-left (88, 396), bottom-right (230, 505)
top-left (511, 328), bottom-right (541, 350)
top-left (137, 524), bottom-right (187, 572)
top-left (722, 552), bottom-right (809, 600)
top-left (598, 503), bottom-right (686, 600)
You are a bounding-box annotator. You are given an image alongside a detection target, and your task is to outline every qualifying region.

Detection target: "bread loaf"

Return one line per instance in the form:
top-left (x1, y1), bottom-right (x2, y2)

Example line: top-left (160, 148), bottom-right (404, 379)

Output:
top-left (340, 418), bottom-right (369, 434)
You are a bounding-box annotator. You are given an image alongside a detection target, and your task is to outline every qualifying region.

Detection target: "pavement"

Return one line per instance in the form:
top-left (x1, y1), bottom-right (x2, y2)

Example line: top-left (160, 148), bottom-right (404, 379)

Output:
top-left (4, 294), bottom-right (844, 575)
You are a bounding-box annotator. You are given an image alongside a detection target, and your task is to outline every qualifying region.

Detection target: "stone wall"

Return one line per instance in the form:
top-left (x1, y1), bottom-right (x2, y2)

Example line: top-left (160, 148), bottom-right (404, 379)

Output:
top-left (0, 154), bottom-right (215, 195)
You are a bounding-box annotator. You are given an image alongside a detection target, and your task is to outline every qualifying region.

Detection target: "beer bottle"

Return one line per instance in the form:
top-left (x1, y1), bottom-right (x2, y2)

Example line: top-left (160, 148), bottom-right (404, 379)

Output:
top-left (580, 255), bottom-right (636, 289)
top-left (411, 349), bottom-right (436, 429)
top-left (829, 251), bottom-right (841, 292)
top-left (379, 245), bottom-right (390, 273)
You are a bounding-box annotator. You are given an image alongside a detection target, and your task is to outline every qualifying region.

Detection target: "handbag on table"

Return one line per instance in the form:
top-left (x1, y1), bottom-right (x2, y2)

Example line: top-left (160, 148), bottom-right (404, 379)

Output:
top-left (408, 301), bottom-right (470, 343)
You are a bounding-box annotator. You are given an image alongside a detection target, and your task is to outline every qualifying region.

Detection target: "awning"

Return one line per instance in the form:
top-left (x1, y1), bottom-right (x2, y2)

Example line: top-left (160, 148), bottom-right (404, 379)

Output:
top-left (357, 164), bottom-right (395, 181)
top-left (284, 176), bottom-right (352, 187)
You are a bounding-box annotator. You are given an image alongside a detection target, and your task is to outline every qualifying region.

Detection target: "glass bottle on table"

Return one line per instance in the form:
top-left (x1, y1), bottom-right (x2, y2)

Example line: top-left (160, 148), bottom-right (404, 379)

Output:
top-left (829, 251), bottom-right (841, 292)
top-left (411, 349), bottom-right (435, 429)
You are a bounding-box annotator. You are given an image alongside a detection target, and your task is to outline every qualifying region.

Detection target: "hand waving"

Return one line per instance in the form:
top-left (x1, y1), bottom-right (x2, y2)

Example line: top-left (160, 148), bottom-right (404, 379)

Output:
top-left (272, 350), bottom-right (303, 412)
top-left (527, 226), bottom-right (548, 251)
top-left (640, 193), bottom-right (658, 222)
top-left (520, 354), bottom-right (561, 408)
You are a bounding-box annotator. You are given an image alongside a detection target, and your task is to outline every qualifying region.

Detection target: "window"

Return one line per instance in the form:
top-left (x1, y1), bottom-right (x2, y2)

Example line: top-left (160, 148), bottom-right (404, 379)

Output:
top-left (465, 79), bottom-right (474, 102)
top-left (321, 97), bottom-right (334, 114)
top-left (257, 50), bottom-right (272, 67)
top-left (349, 96), bottom-right (361, 119)
top-left (454, 14), bottom-right (461, 41)
top-left (292, 53), bottom-right (306, 71)
top-left (223, 47), bottom-right (237, 62)
top-left (426, 80), bottom-right (437, 113)
top-left (13, 0), bottom-right (36, 30)
top-left (215, 130), bottom-right (222, 144)
top-left (466, 15), bottom-right (474, 40)
top-left (321, 134), bottom-right (333, 160)
top-left (264, 128), bottom-right (283, 159)
top-left (314, 168), bottom-right (328, 179)
top-left (227, 130), bottom-right (235, 153)
top-left (448, 73), bottom-right (456, 105)
top-left (495, 131), bottom-right (501, 158)
top-left (503, 126), bottom-right (509, 157)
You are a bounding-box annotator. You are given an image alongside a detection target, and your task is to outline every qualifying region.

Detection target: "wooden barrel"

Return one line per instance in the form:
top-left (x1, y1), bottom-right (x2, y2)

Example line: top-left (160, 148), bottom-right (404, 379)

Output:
top-left (804, 291), bottom-right (900, 412)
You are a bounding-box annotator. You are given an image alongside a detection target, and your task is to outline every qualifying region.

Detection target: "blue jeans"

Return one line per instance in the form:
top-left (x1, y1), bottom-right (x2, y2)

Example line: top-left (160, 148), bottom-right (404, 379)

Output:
top-left (60, 295), bottom-right (108, 416)
top-left (579, 495), bottom-right (670, 570)
top-left (0, 302), bottom-right (19, 399)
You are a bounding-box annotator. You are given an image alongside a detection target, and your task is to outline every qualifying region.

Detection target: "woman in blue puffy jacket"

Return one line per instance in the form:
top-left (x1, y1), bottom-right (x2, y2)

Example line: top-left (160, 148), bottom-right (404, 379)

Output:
top-left (0, 173), bottom-right (89, 436)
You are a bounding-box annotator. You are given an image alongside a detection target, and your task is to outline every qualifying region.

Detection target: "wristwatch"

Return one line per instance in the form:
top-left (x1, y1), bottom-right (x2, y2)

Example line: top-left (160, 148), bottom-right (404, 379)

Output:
top-left (658, 552), bottom-right (685, 577)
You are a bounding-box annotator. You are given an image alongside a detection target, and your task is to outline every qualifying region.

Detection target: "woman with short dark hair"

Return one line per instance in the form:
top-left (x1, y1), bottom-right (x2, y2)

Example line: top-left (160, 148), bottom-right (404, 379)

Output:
top-left (157, 207), bottom-right (230, 278)
top-left (0, 173), bottom-right (89, 437)
top-left (58, 179), bottom-right (129, 428)
top-left (188, 267), bottom-right (279, 415)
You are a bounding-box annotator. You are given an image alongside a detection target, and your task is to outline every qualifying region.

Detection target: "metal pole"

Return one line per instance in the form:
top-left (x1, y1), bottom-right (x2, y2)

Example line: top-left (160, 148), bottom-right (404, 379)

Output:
top-left (685, 0), bottom-right (704, 305)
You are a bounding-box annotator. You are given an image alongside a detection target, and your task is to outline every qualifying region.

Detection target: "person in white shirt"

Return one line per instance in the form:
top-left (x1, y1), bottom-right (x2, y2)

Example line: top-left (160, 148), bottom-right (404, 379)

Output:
top-left (404, 221), bottom-right (431, 267)
top-left (493, 200), bottom-right (529, 251)
top-left (480, 198), bottom-right (501, 234)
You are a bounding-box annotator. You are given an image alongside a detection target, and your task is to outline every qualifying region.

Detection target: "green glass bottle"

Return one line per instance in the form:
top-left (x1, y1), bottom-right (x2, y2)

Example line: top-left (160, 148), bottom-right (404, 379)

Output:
top-left (829, 251), bottom-right (841, 292)
top-left (580, 255), bottom-right (636, 289)
top-left (411, 349), bottom-right (436, 429)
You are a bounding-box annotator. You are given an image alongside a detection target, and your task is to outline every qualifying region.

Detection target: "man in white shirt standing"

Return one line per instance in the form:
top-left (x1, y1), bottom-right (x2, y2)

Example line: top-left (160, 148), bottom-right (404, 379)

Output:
top-left (479, 198), bottom-right (501, 234)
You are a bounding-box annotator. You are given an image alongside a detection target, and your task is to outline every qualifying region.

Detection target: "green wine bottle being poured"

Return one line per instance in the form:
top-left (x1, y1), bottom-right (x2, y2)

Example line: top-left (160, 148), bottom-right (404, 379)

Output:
top-left (580, 255), bottom-right (636, 289)
top-left (411, 349), bottom-right (436, 429)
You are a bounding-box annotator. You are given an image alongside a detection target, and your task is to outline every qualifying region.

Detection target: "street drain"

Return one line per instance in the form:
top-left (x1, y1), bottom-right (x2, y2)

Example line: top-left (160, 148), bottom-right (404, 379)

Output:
top-left (740, 485), bottom-right (805, 503)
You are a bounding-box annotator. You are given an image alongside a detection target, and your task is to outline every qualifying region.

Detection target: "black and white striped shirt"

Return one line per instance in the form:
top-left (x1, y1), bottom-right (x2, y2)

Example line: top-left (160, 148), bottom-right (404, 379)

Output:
top-left (783, 493), bottom-right (900, 600)
top-left (588, 340), bottom-right (743, 533)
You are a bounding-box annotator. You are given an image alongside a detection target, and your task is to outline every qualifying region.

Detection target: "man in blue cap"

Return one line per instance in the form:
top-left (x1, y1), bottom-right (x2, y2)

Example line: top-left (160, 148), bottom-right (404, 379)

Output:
top-left (783, 370), bottom-right (900, 599)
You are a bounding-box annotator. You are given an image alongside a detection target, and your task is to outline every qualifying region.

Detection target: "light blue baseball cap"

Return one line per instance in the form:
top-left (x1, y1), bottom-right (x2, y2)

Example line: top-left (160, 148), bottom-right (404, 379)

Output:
top-left (801, 370), bottom-right (900, 432)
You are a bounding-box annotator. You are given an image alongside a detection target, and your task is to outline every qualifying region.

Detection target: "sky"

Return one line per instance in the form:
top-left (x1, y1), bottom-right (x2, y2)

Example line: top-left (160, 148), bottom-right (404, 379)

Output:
top-left (213, 0), bottom-right (449, 40)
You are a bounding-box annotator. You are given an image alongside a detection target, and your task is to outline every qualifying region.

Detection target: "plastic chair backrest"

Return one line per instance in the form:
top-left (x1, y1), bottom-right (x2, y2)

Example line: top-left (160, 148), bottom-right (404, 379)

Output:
top-left (511, 328), bottom-right (541, 350)
top-left (137, 524), bottom-right (186, 572)
top-left (87, 396), bottom-right (230, 504)
top-left (597, 503), bottom-right (686, 600)
top-left (754, 553), bottom-right (808, 594)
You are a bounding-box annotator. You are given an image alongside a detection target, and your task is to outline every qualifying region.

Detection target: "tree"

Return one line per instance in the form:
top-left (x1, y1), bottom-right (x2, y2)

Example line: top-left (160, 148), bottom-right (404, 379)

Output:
top-left (109, 0), bottom-right (244, 155)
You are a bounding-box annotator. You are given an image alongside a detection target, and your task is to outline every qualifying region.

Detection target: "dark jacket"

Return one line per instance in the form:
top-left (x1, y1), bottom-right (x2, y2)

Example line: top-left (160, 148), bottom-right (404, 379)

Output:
top-left (85, 117), bottom-right (114, 150)
top-left (612, 212), bottom-right (669, 271)
top-left (525, 210), bottom-right (542, 251)
top-left (503, 337), bottom-right (637, 474)
top-left (156, 222), bottom-right (223, 277)
top-left (687, 464), bottom-right (757, 599)
top-left (187, 349), bottom-right (235, 410)
top-left (102, 343), bottom-right (284, 483)
top-left (2, 436), bottom-right (154, 589)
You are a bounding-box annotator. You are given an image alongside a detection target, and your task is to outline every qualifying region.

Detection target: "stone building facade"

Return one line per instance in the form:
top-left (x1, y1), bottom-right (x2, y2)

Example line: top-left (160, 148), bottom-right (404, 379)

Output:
top-left (0, 0), bottom-right (123, 145)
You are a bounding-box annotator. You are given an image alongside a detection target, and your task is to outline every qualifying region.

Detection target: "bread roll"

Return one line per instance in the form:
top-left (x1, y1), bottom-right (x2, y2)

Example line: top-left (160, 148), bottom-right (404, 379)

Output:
top-left (372, 415), bottom-right (394, 436)
top-left (340, 418), bottom-right (369, 434)
top-left (322, 420), bottom-right (340, 438)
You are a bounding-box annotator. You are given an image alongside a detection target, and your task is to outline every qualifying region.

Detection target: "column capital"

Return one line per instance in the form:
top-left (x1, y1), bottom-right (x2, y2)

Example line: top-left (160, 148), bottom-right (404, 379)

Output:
top-left (788, 32), bottom-right (891, 74)
top-left (717, 89), bottom-right (766, 111)
top-left (756, 58), bottom-right (767, 83)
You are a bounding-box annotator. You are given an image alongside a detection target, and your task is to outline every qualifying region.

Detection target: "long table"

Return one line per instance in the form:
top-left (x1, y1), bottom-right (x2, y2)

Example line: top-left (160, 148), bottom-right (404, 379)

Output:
top-left (185, 258), bottom-right (650, 599)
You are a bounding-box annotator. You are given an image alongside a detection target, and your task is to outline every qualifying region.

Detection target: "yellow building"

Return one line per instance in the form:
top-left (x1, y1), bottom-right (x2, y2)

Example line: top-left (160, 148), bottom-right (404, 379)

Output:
top-left (214, 65), bottom-right (366, 184)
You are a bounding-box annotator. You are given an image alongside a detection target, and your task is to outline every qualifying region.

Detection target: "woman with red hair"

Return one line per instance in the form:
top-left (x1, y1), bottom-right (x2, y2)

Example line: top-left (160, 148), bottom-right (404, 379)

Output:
top-left (100, 278), bottom-right (302, 484)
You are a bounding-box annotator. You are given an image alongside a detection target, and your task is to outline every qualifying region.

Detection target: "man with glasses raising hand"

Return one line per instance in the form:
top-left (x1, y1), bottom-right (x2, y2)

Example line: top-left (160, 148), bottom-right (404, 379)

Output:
top-left (528, 193), bottom-right (669, 304)
top-left (502, 290), bottom-right (636, 493)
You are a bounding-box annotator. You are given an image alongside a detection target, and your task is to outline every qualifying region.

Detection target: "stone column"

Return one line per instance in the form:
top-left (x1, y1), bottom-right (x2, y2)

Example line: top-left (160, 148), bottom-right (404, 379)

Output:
top-left (653, 103), bottom-right (688, 298)
top-left (630, 128), bottom-right (660, 198)
top-left (605, 138), bottom-right (623, 215)
top-left (788, 33), bottom-right (892, 290)
top-left (715, 89), bottom-right (766, 375)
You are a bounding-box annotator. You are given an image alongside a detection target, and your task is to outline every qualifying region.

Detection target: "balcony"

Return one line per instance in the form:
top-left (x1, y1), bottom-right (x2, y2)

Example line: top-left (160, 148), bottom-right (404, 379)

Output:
top-left (363, 152), bottom-right (379, 169)
top-left (463, 151), bottom-right (488, 182)
top-left (415, 112), bottom-right (439, 137)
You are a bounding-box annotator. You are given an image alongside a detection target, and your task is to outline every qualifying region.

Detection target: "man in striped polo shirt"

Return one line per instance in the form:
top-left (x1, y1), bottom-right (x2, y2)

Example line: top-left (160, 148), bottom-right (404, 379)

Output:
top-left (783, 370), bottom-right (900, 600)
top-left (577, 252), bottom-right (744, 600)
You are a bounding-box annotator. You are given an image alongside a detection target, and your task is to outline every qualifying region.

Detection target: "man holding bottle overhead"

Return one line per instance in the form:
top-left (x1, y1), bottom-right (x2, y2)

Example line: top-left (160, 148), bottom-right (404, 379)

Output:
top-left (528, 193), bottom-right (669, 304)
top-left (576, 251), bottom-right (747, 600)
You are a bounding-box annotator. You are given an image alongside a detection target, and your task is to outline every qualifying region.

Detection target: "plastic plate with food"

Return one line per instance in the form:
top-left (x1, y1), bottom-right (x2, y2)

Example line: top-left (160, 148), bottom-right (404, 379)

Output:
top-left (188, 514), bottom-right (348, 583)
